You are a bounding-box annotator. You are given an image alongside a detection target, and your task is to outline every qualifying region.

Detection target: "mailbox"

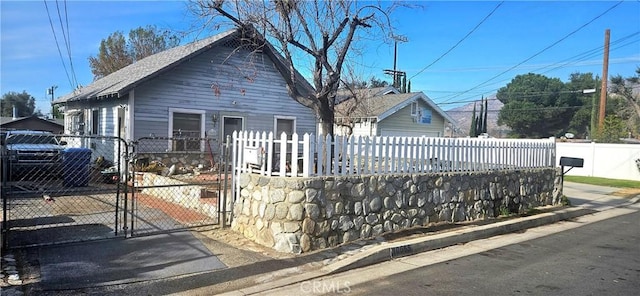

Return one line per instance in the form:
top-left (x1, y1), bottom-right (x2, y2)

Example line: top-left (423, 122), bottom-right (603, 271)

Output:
top-left (559, 157), bottom-right (584, 168)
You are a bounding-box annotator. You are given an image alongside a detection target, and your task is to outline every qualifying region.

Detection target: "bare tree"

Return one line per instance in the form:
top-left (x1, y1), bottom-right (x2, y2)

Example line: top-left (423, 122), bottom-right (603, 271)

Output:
top-left (189, 0), bottom-right (403, 136)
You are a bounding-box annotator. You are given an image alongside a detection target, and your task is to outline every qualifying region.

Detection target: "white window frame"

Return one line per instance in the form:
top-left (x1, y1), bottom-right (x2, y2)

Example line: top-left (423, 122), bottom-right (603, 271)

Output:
top-left (91, 108), bottom-right (100, 135)
top-left (168, 108), bottom-right (206, 152)
top-left (410, 101), bottom-right (418, 116)
top-left (273, 115), bottom-right (297, 138)
top-left (222, 116), bottom-right (245, 142)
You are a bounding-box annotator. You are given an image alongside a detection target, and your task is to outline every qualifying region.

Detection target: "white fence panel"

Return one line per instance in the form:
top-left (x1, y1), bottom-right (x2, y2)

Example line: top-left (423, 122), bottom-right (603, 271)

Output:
top-left (233, 131), bottom-right (556, 178)
top-left (556, 142), bottom-right (640, 181)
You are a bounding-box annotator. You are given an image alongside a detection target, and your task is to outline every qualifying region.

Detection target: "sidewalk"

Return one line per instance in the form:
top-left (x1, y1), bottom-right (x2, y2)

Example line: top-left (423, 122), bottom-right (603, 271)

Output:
top-left (2, 182), bottom-right (638, 296)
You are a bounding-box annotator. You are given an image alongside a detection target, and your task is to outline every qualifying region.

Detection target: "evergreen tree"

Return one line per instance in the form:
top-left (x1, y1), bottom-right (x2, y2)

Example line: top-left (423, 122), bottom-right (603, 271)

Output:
top-left (482, 97), bottom-right (488, 134)
top-left (470, 103), bottom-right (477, 137)
top-left (476, 98), bottom-right (485, 136)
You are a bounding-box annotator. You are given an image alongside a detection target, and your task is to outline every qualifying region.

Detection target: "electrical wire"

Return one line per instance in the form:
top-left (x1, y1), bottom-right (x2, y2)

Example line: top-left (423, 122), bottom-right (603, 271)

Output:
top-left (436, 0), bottom-right (625, 104)
top-left (409, 1), bottom-right (504, 81)
top-left (433, 31), bottom-right (638, 106)
top-left (56, 0), bottom-right (78, 88)
top-left (44, 0), bottom-right (74, 90)
top-left (447, 105), bottom-right (591, 113)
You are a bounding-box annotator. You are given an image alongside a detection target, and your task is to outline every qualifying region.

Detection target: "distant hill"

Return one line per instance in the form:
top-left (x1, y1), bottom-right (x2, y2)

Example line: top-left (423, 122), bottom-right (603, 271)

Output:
top-left (445, 95), bottom-right (511, 138)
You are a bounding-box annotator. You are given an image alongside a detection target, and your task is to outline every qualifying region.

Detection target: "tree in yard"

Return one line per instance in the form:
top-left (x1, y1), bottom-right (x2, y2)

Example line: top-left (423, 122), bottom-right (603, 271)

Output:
top-left (469, 97), bottom-right (488, 137)
top-left (610, 67), bottom-right (640, 137)
top-left (565, 72), bottom-right (599, 138)
top-left (334, 75), bottom-right (391, 135)
top-left (597, 115), bottom-right (626, 143)
top-left (88, 25), bottom-right (180, 80)
top-left (1, 91), bottom-right (38, 117)
top-left (369, 77), bottom-right (390, 88)
top-left (342, 76), bottom-right (390, 90)
top-left (482, 97), bottom-right (488, 134)
top-left (469, 103), bottom-right (477, 137)
top-left (476, 98), bottom-right (484, 135)
top-left (189, 0), bottom-right (403, 136)
top-left (497, 73), bottom-right (583, 138)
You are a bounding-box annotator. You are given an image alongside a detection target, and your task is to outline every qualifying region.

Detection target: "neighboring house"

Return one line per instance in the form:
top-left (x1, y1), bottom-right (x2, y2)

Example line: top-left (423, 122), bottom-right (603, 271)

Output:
top-left (0, 116), bottom-right (64, 134)
top-left (334, 87), bottom-right (458, 137)
top-left (54, 28), bottom-right (317, 164)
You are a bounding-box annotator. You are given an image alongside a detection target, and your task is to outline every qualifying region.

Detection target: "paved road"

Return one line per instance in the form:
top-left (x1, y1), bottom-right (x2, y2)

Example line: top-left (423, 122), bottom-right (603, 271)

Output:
top-left (263, 203), bottom-right (640, 296)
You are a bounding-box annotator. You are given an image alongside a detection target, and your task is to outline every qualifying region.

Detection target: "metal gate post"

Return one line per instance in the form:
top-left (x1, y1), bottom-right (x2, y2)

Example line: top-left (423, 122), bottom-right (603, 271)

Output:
top-left (221, 137), bottom-right (230, 227)
top-left (1, 154), bottom-right (8, 251)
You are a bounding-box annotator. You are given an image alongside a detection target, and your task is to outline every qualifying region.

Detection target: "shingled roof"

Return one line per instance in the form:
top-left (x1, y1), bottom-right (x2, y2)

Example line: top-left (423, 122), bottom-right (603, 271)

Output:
top-left (335, 89), bottom-right (456, 124)
top-left (55, 27), bottom-right (314, 104)
top-left (55, 29), bottom-right (238, 103)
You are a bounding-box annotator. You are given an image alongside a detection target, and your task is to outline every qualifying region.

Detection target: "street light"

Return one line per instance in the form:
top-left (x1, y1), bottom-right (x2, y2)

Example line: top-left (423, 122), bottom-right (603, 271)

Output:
top-left (566, 88), bottom-right (598, 139)
top-left (583, 88), bottom-right (598, 139)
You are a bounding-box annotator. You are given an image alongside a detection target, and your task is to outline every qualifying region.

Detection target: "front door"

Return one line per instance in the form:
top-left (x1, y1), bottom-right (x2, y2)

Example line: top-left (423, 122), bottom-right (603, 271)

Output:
top-left (223, 117), bottom-right (244, 144)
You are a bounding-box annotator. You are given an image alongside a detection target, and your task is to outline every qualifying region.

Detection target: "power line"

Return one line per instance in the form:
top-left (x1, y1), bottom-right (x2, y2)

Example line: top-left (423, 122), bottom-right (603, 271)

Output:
top-left (439, 89), bottom-right (600, 106)
top-left (432, 28), bottom-right (638, 106)
top-left (44, 0), bottom-right (74, 90)
top-left (409, 1), bottom-right (504, 81)
top-left (55, 0), bottom-right (78, 88)
top-left (447, 105), bottom-right (591, 113)
top-left (437, 1), bottom-right (624, 104)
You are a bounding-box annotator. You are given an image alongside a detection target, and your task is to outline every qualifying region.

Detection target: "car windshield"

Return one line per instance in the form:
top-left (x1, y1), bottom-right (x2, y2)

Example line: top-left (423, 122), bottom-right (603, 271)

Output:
top-left (6, 134), bottom-right (59, 145)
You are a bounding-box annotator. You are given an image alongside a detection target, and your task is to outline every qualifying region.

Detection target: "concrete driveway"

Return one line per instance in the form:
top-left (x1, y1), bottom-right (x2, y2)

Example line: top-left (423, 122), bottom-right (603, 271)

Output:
top-left (36, 231), bottom-right (226, 290)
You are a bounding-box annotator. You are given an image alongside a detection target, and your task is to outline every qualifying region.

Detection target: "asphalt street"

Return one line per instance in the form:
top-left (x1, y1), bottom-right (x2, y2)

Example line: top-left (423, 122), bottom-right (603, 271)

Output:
top-left (263, 203), bottom-right (640, 296)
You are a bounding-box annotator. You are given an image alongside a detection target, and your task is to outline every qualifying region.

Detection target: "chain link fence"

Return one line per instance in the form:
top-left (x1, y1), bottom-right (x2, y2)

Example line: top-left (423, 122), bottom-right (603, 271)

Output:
top-left (128, 136), bottom-right (231, 236)
top-left (1, 133), bottom-right (233, 249)
top-left (1, 133), bottom-right (129, 248)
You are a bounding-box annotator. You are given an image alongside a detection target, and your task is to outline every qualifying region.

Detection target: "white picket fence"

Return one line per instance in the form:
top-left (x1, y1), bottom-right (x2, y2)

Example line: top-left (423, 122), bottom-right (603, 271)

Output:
top-left (232, 131), bottom-right (556, 178)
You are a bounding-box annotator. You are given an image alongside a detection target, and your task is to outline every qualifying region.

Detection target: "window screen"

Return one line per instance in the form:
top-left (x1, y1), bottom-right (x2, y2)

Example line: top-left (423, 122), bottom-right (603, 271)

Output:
top-left (172, 112), bottom-right (201, 151)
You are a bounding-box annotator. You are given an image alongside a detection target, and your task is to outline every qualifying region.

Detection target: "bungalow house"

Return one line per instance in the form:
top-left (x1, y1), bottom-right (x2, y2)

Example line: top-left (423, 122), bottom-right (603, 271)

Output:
top-left (54, 28), bottom-right (317, 166)
top-left (334, 86), bottom-right (458, 137)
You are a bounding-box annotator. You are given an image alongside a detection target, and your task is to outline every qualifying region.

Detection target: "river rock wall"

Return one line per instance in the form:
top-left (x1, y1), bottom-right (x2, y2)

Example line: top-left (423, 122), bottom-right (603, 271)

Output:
top-left (232, 168), bottom-right (559, 253)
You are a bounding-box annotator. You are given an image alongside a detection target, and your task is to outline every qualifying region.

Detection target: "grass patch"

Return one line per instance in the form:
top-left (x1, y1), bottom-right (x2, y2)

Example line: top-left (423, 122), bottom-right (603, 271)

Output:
top-left (564, 176), bottom-right (640, 189)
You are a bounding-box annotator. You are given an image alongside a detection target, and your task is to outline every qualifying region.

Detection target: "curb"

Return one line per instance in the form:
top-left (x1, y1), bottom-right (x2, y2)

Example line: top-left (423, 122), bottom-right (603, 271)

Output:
top-left (324, 195), bottom-right (640, 275)
top-left (221, 205), bottom-right (600, 296)
top-left (323, 207), bottom-right (597, 275)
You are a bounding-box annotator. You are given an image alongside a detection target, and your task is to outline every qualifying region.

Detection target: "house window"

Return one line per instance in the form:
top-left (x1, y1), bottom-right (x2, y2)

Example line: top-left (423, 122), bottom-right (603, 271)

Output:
top-left (275, 117), bottom-right (295, 139)
top-left (91, 109), bottom-right (99, 135)
top-left (73, 112), bottom-right (85, 135)
top-left (418, 108), bottom-right (432, 124)
top-left (169, 108), bottom-right (205, 151)
top-left (273, 116), bottom-right (296, 171)
top-left (411, 102), bottom-right (418, 116)
top-left (223, 116), bottom-right (244, 143)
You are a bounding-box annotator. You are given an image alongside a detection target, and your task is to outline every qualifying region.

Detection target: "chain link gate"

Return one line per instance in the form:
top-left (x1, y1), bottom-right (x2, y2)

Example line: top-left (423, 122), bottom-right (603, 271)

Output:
top-left (128, 136), bottom-right (232, 236)
top-left (1, 134), bottom-right (129, 249)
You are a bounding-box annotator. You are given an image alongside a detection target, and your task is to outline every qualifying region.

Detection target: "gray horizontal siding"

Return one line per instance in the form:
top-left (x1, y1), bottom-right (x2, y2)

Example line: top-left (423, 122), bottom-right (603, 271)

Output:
top-left (132, 44), bottom-right (316, 139)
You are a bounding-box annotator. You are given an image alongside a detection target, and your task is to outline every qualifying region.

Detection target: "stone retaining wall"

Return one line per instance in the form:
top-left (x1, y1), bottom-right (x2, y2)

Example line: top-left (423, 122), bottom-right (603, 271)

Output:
top-left (232, 168), bottom-right (561, 254)
top-left (139, 173), bottom-right (219, 218)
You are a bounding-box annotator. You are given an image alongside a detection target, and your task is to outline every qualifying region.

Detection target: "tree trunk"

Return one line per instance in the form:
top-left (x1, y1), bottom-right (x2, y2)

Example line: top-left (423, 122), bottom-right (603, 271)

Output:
top-left (318, 103), bottom-right (335, 137)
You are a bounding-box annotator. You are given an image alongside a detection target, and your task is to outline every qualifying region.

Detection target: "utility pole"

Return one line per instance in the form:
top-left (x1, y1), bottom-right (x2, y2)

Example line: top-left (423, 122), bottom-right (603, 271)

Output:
top-left (385, 34), bottom-right (408, 91)
top-left (598, 29), bottom-right (610, 131)
top-left (590, 79), bottom-right (598, 139)
top-left (48, 85), bottom-right (57, 119)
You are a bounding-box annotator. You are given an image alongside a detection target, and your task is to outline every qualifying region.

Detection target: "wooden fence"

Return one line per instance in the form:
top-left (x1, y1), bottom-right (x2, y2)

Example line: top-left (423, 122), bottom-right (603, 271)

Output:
top-left (232, 131), bottom-right (556, 178)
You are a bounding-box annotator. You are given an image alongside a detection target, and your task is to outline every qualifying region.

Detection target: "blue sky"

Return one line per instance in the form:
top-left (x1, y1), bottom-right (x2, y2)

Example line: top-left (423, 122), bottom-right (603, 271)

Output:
top-left (1, 1), bottom-right (639, 117)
